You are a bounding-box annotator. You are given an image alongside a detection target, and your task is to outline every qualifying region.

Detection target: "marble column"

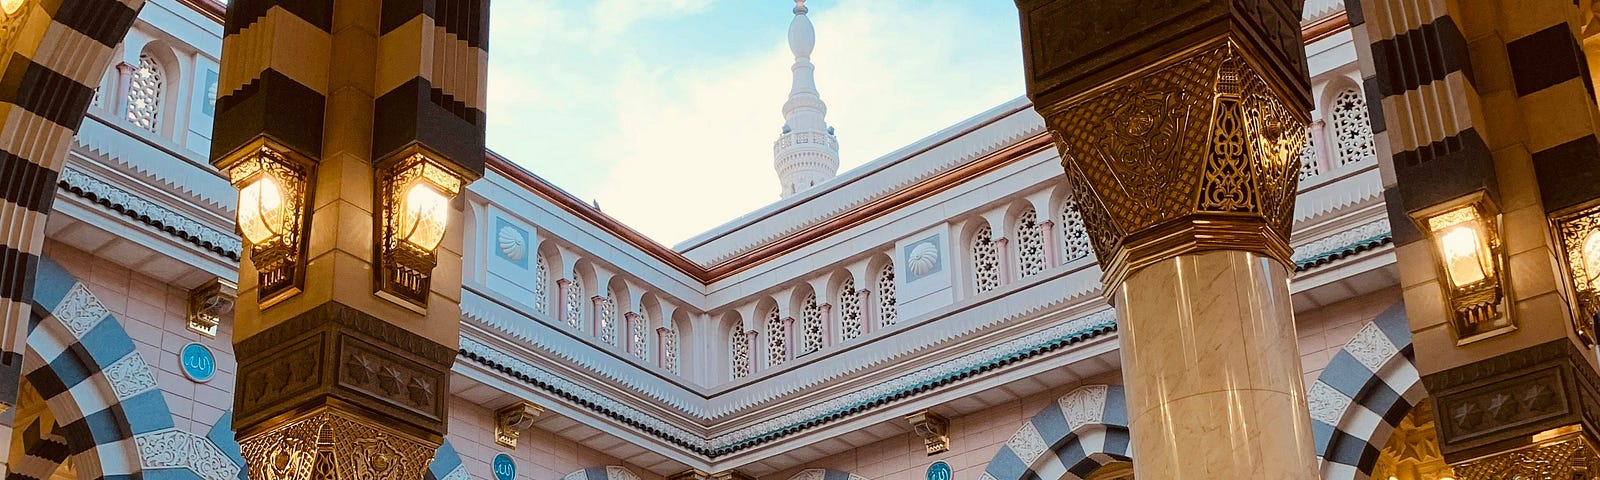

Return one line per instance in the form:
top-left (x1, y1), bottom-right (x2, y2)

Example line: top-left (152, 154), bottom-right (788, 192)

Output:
top-left (1038, 219), bottom-right (1060, 269)
top-left (1114, 250), bottom-right (1315, 477)
top-left (113, 61), bottom-right (134, 119)
top-left (1014, 1), bottom-right (1316, 477)
top-left (857, 289), bottom-right (874, 335)
top-left (992, 237), bottom-right (1012, 286)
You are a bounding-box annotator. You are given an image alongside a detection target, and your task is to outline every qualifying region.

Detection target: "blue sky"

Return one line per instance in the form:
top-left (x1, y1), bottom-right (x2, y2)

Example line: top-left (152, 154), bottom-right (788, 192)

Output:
top-left (486, 0), bottom-right (1025, 245)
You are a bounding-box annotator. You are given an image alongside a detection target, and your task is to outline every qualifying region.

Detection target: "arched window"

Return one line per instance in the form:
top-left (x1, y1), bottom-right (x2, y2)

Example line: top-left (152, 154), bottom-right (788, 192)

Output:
top-left (534, 254), bottom-right (549, 314)
top-left (837, 277), bottom-right (861, 340)
top-left (1299, 130), bottom-right (1320, 180)
top-left (1331, 87), bottom-right (1376, 167)
top-left (1016, 208), bottom-right (1046, 277)
top-left (663, 328), bottom-right (680, 374)
top-left (127, 53), bottom-right (163, 133)
top-left (730, 326), bottom-right (750, 379)
top-left (630, 310), bottom-right (649, 359)
top-left (1061, 200), bottom-right (1091, 262)
top-left (801, 293), bottom-right (823, 354)
top-left (564, 274), bottom-right (584, 331)
top-left (877, 265), bottom-right (897, 326)
top-left (972, 225), bottom-right (1000, 293)
top-left (600, 289), bottom-right (618, 345)
top-left (766, 307), bottom-right (786, 367)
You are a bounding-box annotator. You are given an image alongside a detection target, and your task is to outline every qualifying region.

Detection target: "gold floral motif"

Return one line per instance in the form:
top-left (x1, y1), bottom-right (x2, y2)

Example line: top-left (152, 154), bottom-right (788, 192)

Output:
top-left (1452, 430), bottom-right (1599, 480)
top-left (1041, 39), bottom-right (1308, 286)
top-left (239, 407), bottom-right (437, 480)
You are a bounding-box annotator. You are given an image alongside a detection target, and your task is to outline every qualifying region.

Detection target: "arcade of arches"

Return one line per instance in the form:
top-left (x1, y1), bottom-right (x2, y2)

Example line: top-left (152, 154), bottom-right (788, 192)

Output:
top-left (1, 0), bottom-right (1600, 479)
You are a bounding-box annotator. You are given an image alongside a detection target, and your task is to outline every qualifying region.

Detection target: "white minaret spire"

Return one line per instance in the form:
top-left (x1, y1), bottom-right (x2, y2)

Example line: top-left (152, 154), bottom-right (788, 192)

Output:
top-left (773, 0), bottom-right (839, 198)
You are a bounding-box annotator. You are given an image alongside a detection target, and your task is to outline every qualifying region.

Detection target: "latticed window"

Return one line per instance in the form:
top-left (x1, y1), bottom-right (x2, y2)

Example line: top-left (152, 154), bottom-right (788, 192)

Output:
top-left (1061, 201), bottom-right (1091, 262)
top-left (1016, 208), bottom-right (1046, 277)
top-left (877, 265), bottom-right (897, 327)
top-left (534, 254), bottom-right (549, 314)
top-left (1331, 87), bottom-right (1376, 167)
top-left (972, 226), bottom-right (1001, 293)
top-left (730, 327), bottom-right (750, 379)
top-left (801, 294), bottom-right (823, 354)
top-left (631, 311), bottom-right (649, 359)
top-left (663, 328), bottom-right (680, 374)
top-left (564, 274), bottom-right (584, 331)
top-left (600, 289), bottom-right (618, 345)
top-left (837, 278), bottom-right (861, 340)
top-left (127, 54), bottom-right (163, 132)
top-left (766, 307), bottom-right (786, 367)
top-left (1299, 130), bottom-right (1320, 181)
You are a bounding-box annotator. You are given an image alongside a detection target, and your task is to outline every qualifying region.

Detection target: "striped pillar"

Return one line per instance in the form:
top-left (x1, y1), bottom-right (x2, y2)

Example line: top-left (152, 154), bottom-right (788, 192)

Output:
top-left (212, 0), bottom-right (486, 473)
top-left (0, 0), bottom-right (142, 419)
top-left (1353, 0), bottom-right (1600, 475)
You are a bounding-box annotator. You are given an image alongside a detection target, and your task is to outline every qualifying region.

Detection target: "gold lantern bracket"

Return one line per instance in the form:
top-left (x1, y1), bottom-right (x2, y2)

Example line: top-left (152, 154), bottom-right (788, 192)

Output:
top-left (375, 148), bottom-right (465, 311)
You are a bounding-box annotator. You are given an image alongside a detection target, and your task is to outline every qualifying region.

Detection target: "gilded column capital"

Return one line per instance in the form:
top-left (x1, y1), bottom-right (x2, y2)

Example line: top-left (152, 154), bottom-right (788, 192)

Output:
top-left (1040, 39), bottom-right (1307, 287)
top-left (1451, 428), bottom-right (1600, 480)
top-left (238, 406), bottom-right (439, 480)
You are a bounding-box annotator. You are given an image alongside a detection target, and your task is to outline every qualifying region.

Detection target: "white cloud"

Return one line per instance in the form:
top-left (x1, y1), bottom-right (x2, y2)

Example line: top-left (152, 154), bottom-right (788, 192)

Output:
top-left (586, 1), bottom-right (1023, 246)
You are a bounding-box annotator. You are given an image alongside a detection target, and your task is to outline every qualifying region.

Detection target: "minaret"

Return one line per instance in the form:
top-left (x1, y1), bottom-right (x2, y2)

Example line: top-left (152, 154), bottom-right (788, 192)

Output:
top-left (773, 0), bottom-right (839, 198)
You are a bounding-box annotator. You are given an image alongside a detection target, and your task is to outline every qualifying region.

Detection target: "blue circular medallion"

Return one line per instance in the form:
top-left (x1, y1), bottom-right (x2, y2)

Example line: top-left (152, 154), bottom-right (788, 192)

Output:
top-left (927, 461), bottom-right (952, 480)
top-left (492, 453), bottom-right (516, 480)
top-left (179, 343), bottom-right (215, 382)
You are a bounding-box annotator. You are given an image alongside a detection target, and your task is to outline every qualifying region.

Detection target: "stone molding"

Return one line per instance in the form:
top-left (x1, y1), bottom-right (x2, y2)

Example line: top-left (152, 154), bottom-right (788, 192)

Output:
top-left (459, 308), bottom-right (1117, 457)
top-left (1422, 339), bottom-right (1600, 462)
top-left (58, 166), bottom-right (241, 260)
top-left (234, 302), bottom-right (454, 437)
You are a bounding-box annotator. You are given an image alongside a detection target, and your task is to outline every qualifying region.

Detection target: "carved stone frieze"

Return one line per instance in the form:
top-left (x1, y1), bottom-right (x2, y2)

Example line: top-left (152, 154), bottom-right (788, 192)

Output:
top-left (237, 406), bottom-right (438, 480)
top-left (1423, 339), bottom-right (1600, 462)
top-left (234, 301), bottom-right (454, 439)
top-left (1040, 40), bottom-right (1307, 286)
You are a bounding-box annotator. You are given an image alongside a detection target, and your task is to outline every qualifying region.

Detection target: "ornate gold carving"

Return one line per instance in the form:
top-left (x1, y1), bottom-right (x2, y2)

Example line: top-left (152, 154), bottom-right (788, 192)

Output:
top-left (375, 150), bottom-right (466, 309)
top-left (1452, 428), bottom-right (1600, 480)
top-left (238, 406), bottom-right (438, 480)
top-left (907, 410), bottom-right (951, 455)
top-left (494, 401), bottom-right (544, 448)
top-left (1041, 40), bottom-right (1306, 287)
top-left (1373, 399), bottom-right (1457, 480)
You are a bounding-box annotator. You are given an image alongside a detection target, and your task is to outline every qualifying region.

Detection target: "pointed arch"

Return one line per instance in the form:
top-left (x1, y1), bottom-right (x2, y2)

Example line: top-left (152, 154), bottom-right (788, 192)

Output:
top-left (1308, 302), bottom-right (1424, 480)
top-left (24, 257), bottom-right (200, 480)
top-left (982, 385), bottom-right (1131, 480)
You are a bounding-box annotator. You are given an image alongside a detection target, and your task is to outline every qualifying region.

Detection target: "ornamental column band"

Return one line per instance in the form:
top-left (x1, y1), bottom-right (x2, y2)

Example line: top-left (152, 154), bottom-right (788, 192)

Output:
top-left (210, 0), bottom-right (486, 474)
top-left (1014, 1), bottom-right (1317, 477)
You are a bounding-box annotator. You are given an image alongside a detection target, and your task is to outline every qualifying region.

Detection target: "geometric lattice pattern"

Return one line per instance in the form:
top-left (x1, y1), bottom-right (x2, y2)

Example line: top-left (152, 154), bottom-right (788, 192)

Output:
top-left (972, 225), bottom-right (1000, 293)
top-left (534, 254), bottom-right (549, 314)
top-left (631, 311), bottom-right (649, 359)
top-left (766, 307), bottom-right (786, 367)
top-left (1061, 201), bottom-right (1091, 262)
top-left (876, 265), bottom-right (897, 327)
top-left (730, 326), bottom-right (751, 379)
top-left (1331, 87), bottom-right (1375, 167)
top-left (663, 328), bottom-right (680, 374)
top-left (127, 54), bottom-right (163, 132)
top-left (1016, 208), bottom-right (1046, 277)
top-left (565, 274), bottom-right (585, 331)
top-left (801, 293), bottom-right (823, 354)
top-left (1299, 130), bottom-right (1320, 180)
top-left (838, 278), bottom-right (861, 340)
top-left (601, 290), bottom-right (618, 346)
